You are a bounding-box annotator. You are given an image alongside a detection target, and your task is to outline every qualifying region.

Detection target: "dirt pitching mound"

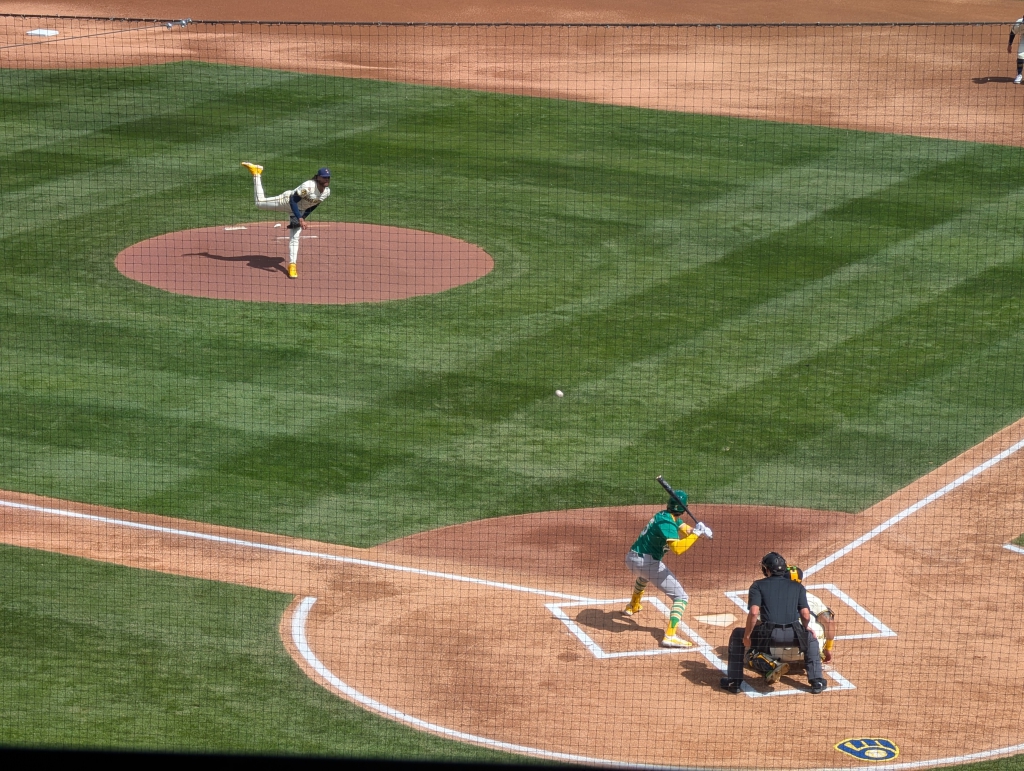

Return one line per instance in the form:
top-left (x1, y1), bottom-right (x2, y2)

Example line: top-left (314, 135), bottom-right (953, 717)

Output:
top-left (115, 222), bottom-right (495, 304)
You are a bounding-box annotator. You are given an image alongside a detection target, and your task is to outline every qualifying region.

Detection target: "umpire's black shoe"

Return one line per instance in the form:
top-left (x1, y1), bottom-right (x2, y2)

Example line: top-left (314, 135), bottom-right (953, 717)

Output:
top-left (810, 678), bottom-right (828, 694)
top-left (720, 678), bottom-right (743, 694)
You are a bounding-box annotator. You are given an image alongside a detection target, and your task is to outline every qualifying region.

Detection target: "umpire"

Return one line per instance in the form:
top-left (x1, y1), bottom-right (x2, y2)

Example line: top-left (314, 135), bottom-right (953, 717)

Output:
top-left (721, 552), bottom-right (828, 694)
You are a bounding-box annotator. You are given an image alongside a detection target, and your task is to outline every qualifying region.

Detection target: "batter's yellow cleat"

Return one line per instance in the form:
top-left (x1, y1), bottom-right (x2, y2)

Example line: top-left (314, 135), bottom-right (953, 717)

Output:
top-left (287, 263), bottom-right (298, 279)
top-left (622, 600), bottom-right (642, 616)
top-left (240, 161), bottom-right (263, 176)
top-left (660, 634), bottom-right (694, 649)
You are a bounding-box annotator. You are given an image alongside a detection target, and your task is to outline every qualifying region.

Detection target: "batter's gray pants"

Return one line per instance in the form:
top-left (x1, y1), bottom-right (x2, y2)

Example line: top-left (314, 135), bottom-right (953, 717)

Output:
top-left (624, 550), bottom-right (688, 602)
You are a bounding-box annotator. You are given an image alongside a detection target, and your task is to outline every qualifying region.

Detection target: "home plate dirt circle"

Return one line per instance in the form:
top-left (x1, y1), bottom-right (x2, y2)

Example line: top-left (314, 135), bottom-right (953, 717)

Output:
top-left (115, 222), bottom-right (495, 304)
top-left (281, 448), bottom-right (1024, 771)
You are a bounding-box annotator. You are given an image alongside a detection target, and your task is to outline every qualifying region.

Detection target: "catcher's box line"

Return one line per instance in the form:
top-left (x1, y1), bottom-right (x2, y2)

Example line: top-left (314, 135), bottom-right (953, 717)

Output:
top-left (724, 584), bottom-right (896, 641)
top-left (546, 596), bottom-right (853, 696)
top-left (289, 595), bottom-right (1021, 769)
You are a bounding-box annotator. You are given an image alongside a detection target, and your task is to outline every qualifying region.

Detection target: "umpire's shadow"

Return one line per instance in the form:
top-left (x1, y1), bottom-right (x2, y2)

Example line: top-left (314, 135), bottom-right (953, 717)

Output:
top-left (574, 608), bottom-right (663, 641)
top-left (674, 658), bottom-right (728, 689)
top-left (188, 251), bottom-right (287, 275)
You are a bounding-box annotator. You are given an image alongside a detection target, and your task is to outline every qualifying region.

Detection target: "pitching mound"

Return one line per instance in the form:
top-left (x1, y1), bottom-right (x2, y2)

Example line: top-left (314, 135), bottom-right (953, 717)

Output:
top-left (115, 222), bottom-right (495, 304)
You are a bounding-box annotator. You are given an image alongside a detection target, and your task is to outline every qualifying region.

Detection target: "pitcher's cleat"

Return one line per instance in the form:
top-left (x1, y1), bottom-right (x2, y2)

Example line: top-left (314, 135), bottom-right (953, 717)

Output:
top-left (659, 634), bottom-right (693, 649)
top-left (287, 263), bottom-right (298, 279)
top-left (240, 161), bottom-right (264, 176)
top-left (622, 601), bottom-right (642, 616)
top-left (764, 661), bottom-right (790, 685)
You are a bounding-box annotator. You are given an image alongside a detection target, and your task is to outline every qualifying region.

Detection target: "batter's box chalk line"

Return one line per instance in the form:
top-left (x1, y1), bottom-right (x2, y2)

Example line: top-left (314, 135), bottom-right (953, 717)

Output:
top-left (725, 584), bottom-right (897, 642)
top-left (548, 597), bottom-right (853, 698)
top-left (547, 597), bottom-right (707, 660)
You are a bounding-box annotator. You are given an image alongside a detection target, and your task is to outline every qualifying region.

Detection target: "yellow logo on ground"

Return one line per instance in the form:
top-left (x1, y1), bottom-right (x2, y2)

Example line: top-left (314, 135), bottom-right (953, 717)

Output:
top-left (835, 738), bottom-right (900, 762)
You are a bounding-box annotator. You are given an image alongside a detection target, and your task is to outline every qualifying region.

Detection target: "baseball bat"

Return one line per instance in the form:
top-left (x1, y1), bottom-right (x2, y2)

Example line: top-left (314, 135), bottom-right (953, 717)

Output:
top-left (655, 475), bottom-right (710, 537)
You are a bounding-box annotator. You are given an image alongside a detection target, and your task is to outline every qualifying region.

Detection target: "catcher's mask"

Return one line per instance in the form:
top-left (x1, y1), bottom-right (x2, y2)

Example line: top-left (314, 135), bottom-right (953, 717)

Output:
top-left (761, 551), bottom-right (788, 576)
top-left (666, 489), bottom-right (688, 513)
top-left (788, 565), bottom-right (804, 583)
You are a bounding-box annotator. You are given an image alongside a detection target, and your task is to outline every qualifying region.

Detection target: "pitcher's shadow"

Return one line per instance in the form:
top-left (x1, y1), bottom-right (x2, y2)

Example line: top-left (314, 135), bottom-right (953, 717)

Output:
top-left (187, 252), bottom-right (287, 275)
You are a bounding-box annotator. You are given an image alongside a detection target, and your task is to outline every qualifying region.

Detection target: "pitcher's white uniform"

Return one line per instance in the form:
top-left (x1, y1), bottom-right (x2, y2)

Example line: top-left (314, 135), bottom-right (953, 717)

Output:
top-left (240, 162), bottom-right (331, 277)
top-left (1009, 19), bottom-right (1024, 83)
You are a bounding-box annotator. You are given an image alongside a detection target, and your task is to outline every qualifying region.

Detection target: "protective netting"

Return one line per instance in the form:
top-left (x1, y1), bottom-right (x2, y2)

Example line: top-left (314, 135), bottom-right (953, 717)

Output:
top-left (1, 15), bottom-right (1024, 768)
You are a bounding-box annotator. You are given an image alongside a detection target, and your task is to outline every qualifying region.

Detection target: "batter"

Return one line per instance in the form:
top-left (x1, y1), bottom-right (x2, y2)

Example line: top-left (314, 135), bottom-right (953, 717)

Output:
top-left (621, 489), bottom-right (712, 648)
top-left (241, 162), bottom-right (331, 278)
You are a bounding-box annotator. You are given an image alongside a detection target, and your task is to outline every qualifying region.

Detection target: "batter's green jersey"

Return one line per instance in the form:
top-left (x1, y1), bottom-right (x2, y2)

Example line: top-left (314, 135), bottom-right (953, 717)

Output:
top-left (630, 510), bottom-right (682, 561)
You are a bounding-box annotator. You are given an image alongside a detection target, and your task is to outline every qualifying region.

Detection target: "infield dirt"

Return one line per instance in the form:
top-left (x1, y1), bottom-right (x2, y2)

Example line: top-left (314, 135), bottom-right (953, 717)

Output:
top-left (3, 417), bottom-right (1024, 767)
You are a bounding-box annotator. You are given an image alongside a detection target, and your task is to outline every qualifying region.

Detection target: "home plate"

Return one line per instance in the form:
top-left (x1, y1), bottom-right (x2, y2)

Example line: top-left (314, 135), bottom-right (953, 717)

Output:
top-left (696, 614), bottom-right (736, 627)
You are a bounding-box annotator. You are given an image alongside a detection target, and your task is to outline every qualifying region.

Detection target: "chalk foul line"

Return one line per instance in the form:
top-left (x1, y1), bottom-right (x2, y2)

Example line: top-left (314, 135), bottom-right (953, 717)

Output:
top-left (805, 435), bottom-right (1024, 577)
top-left (0, 498), bottom-right (595, 602)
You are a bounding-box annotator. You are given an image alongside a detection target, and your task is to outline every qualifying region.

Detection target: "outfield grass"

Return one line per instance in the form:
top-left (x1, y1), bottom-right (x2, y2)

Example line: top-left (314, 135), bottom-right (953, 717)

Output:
top-left (2, 62), bottom-right (1024, 761)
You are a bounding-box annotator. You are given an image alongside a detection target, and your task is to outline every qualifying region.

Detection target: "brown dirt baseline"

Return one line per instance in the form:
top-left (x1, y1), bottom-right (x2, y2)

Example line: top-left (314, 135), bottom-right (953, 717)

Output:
top-left (3, 417), bottom-right (1024, 768)
top-left (4, 18), bottom-right (1024, 147)
top-left (115, 222), bottom-right (494, 304)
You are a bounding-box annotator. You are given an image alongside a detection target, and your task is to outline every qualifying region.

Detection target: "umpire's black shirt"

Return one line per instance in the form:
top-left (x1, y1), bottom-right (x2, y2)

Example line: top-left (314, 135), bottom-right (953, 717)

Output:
top-left (748, 574), bottom-right (808, 625)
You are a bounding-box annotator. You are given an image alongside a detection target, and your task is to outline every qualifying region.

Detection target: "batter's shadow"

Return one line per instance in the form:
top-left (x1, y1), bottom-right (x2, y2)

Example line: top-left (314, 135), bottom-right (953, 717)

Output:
top-left (574, 608), bottom-right (663, 641)
top-left (187, 251), bottom-right (288, 275)
top-left (972, 76), bottom-right (1017, 84)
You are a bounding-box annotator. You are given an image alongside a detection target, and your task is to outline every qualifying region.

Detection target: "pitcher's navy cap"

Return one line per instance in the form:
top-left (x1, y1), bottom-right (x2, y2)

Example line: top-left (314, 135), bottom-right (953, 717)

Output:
top-left (317, 167), bottom-right (331, 178)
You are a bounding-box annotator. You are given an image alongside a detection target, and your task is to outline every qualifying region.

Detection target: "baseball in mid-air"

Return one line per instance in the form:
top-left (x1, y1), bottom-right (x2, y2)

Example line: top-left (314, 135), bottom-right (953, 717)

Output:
top-left (555, 389), bottom-right (564, 397)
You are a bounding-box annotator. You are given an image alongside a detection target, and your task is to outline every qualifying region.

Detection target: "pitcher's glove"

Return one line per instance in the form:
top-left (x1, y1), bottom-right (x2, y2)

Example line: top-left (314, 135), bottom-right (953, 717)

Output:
top-left (288, 215), bottom-right (301, 229)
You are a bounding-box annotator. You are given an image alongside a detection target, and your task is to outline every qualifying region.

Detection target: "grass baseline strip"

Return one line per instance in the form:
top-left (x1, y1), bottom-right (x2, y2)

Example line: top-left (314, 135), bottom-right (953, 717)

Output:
top-left (9, 417), bottom-right (1020, 603)
top-left (0, 498), bottom-right (596, 602)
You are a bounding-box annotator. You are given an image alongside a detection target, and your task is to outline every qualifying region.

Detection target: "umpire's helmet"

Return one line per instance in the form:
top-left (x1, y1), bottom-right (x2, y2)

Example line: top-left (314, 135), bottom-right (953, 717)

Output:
top-left (667, 490), bottom-right (688, 513)
top-left (761, 552), bottom-right (788, 576)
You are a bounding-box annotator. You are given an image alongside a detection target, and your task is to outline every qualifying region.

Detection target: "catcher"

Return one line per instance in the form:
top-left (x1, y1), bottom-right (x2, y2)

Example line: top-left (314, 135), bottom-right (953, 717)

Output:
top-left (721, 552), bottom-right (827, 694)
top-left (778, 565), bottom-right (836, 664)
top-left (621, 488), bottom-right (712, 648)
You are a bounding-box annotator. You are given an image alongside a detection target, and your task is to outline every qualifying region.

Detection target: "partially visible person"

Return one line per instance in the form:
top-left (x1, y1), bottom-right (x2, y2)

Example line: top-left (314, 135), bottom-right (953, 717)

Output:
top-left (1008, 18), bottom-right (1024, 84)
top-left (783, 565), bottom-right (836, 663)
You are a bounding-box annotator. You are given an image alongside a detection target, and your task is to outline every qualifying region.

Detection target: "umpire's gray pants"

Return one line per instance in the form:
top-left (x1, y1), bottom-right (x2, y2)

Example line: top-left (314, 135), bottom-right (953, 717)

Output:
top-left (624, 550), bottom-right (687, 601)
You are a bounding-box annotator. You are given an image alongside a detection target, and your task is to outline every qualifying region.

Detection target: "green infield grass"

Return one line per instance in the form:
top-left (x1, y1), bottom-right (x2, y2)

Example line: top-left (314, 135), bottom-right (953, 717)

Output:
top-left (2, 61), bottom-right (1024, 761)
